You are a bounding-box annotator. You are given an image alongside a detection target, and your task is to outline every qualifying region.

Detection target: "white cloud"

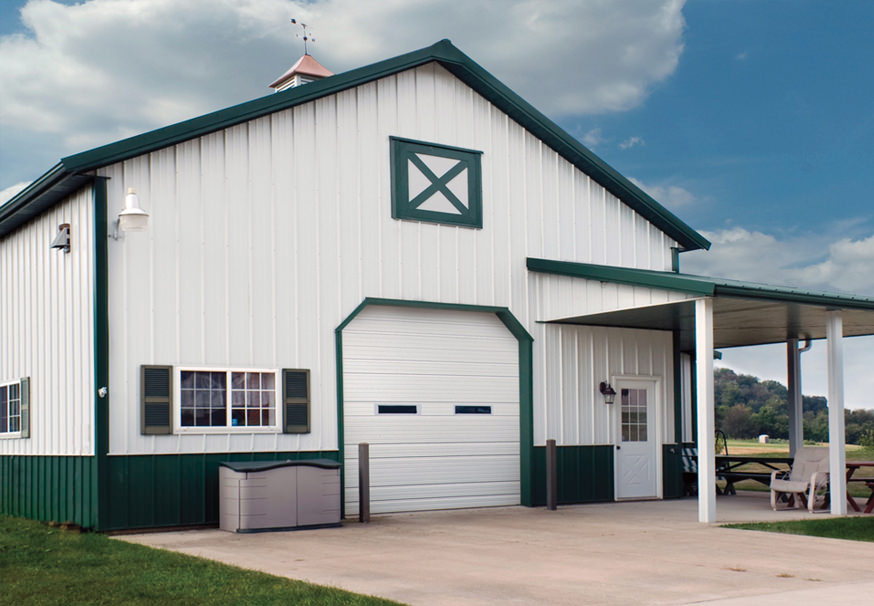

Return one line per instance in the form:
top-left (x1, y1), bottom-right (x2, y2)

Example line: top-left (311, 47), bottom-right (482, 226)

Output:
top-left (619, 135), bottom-right (645, 150)
top-left (0, 0), bottom-right (687, 185)
top-left (684, 225), bottom-right (874, 410)
top-left (629, 177), bottom-right (696, 209)
top-left (683, 226), bottom-right (874, 295)
top-left (581, 128), bottom-right (604, 149)
top-left (0, 181), bottom-right (30, 206)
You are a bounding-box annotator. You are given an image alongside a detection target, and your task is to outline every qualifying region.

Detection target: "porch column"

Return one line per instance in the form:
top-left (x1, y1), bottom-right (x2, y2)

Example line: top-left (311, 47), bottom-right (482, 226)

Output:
top-left (826, 311), bottom-right (847, 515)
top-left (786, 339), bottom-right (803, 457)
top-left (695, 298), bottom-right (716, 523)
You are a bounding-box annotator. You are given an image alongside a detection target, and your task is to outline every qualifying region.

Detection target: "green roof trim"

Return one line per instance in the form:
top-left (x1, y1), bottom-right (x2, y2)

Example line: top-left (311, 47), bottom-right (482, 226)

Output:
top-left (527, 257), bottom-right (874, 310)
top-left (2, 39), bottom-right (709, 250)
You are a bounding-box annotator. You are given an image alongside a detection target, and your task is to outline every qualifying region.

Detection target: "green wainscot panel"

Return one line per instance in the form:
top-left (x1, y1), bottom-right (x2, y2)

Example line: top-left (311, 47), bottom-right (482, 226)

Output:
top-left (531, 445), bottom-right (614, 506)
top-left (104, 451), bottom-right (339, 531)
top-left (0, 456), bottom-right (97, 529)
top-left (662, 443), bottom-right (685, 499)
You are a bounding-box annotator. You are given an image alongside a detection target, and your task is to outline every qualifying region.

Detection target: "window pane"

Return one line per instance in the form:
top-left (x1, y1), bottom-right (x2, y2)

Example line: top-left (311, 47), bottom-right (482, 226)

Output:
top-left (262, 391), bottom-right (275, 407)
top-left (231, 409), bottom-right (244, 427)
top-left (246, 372), bottom-right (260, 390)
top-left (195, 372), bottom-right (210, 389)
top-left (262, 373), bottom-right (275, 390)
top-left (262, 409), bottom-right (273, 426)
top-left (211, 409), bottom-right (226, 427)
top-left (246, 409), bottom-right (260, 426)
top-left (211, 390), bottom-right (225, 408)
top-left (231, 390), bottom-right (245, 406)
top-left (181, 390), bottom-right (194, 407)
top-left (181, 409), bottom-right (194, 426)
top-left (231, 372), bottom-right (245, 390)
top-left (195, 409), bottom-right (210, 426)
top-left (195, 390), bottom-right (210, 406)
top-left (211, 373), bottom-right (226, 390)
top-left (180, 372), bottom-right (195, 389)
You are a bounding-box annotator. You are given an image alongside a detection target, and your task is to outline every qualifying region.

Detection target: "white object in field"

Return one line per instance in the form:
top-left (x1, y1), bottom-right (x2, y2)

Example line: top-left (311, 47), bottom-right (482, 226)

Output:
top-left (758, 434), bottom-right (769, 444)
top-left (342, 305), bottom-right (519, 515)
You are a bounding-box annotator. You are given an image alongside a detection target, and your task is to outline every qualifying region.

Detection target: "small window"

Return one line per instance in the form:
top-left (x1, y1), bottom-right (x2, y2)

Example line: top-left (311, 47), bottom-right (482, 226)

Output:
top-left (391, 137), bottom-right (483, 228)
top-left (377, 404), bottom-right (419, 415)
top-left (0, 381), bottom-right (21, 434)
top-left (178, 369), bottom-right (278, 430)
top-left (455, 405), bottom-right (491, 414)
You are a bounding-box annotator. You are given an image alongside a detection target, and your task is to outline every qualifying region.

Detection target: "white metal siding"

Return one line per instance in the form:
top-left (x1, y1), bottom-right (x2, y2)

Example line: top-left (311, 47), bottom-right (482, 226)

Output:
top-left (100, 61), bottom-right (679, 455)
top-left (534, 323), bottom-right (674, 447)
top-left (0, 187), bottom-right (95, 455)
top-left (342, 306), bottom-right (519, 514)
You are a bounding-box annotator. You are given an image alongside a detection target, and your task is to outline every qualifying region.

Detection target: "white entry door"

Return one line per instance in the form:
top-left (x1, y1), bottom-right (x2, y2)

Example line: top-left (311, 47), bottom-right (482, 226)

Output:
top-left (614, 378), bottom-right (658, 500)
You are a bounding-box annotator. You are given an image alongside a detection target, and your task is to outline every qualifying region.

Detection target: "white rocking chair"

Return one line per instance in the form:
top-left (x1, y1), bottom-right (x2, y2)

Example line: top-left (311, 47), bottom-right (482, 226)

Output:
top-left (770, 446), bottom-right (830, 513)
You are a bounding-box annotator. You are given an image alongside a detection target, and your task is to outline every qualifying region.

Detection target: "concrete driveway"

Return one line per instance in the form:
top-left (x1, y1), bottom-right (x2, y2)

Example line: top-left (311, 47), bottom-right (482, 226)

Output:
top-left (119, 494), bottom-right (874, 605)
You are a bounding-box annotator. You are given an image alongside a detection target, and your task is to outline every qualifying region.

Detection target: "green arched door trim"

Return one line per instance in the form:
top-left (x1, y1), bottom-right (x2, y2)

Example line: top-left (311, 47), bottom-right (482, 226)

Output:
top-left (335, 297), bottom-right (535, 513)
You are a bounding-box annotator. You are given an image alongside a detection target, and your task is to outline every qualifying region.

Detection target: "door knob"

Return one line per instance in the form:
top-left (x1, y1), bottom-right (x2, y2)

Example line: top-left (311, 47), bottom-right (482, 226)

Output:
top-left (616, 445), bottom-right (621, 450)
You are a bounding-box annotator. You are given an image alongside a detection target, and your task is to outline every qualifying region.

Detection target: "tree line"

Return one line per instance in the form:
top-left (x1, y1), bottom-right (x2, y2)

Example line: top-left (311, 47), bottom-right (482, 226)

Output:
top-left (714, 368), bottom-right (874, 446)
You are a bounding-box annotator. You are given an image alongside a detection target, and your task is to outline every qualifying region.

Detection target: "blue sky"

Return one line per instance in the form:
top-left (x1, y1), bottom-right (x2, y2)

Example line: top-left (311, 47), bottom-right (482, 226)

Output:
top-left (2, 0), bottom-right (873, 408)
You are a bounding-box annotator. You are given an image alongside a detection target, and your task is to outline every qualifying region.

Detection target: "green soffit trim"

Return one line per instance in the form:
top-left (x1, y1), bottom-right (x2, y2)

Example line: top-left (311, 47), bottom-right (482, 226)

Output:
top-left (526, 257), bottom-right (874, 310)
top-left (1, 39), bottom-right (709, 250)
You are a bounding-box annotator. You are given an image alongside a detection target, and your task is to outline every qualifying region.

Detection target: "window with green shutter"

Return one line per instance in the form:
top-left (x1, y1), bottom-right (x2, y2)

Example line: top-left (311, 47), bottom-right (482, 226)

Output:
top-left (390, 137), bottom-right (483, 228)
top-left (141, 365), bottom-right (173, 434)
top-left (282, 369), bottom-right (310, 434)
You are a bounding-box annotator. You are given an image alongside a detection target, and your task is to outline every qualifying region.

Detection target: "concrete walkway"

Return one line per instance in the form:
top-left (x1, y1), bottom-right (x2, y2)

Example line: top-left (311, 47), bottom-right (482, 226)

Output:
top-left (119, 494), bottom-right (874, 605)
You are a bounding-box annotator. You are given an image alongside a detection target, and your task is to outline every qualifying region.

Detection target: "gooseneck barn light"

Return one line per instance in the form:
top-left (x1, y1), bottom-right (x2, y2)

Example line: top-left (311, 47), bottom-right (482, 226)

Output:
top-left (111, 188), bottom-right (150, 239)
top-left (599, 381), bottom-right (617, 405)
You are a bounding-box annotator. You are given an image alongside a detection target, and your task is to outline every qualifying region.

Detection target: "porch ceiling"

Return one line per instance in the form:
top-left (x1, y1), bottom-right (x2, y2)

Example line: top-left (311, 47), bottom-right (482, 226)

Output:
top-left (552, 296), bottom-right (874, 351)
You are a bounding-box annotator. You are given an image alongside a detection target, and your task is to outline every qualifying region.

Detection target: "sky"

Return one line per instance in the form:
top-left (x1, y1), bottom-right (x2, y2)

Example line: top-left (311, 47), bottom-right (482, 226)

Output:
top-left (1, 0), bottom-right (874, 409)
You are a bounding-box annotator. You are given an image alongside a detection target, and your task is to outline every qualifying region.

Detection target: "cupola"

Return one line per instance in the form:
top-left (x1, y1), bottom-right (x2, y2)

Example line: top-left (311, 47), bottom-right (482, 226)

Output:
top-left (269, 53), bottom-right (334, 92)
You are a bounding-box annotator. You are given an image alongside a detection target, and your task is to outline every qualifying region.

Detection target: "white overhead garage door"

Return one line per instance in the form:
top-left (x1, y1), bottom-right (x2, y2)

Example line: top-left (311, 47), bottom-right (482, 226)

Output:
top-left (343, 305), bottom-right (520, 516)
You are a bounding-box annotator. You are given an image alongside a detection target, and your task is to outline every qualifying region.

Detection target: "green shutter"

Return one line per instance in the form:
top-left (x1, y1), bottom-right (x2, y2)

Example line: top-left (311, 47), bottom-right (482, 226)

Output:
top-left (19, 377), bottom-right (30, 439)
top-left (282, 369), bottom-right (310, 434)
top-left (141, 365), bottom-right (172, 435)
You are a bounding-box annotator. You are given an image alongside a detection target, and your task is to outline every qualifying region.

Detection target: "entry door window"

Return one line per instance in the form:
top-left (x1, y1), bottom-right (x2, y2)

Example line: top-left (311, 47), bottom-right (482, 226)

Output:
top-left (621, 388), bottom-right (647, 442)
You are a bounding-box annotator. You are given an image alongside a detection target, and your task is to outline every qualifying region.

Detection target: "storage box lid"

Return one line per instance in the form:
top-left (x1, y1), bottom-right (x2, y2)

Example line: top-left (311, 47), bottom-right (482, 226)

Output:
top-left (219, 459), bottom-right (340, 472)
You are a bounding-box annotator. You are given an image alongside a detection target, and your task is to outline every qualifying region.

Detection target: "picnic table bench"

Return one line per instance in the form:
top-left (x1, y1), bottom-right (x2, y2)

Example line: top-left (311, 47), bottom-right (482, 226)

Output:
top-left (680, 448), bottom-right (794, 496)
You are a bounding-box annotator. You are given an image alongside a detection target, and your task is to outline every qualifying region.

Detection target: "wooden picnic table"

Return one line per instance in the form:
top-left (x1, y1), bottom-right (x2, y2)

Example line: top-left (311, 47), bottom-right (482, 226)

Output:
top-left (846, 461), bottom-right (874, 513)
top-left (715, 455), bottom-right (794, 495)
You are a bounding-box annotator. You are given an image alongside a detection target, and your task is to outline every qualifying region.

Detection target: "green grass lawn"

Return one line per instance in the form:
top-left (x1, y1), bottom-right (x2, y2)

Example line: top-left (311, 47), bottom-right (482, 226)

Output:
top-left (0, 515), bottom-right (404, 606)
top-left (726, 517), bottom-right (874, 543)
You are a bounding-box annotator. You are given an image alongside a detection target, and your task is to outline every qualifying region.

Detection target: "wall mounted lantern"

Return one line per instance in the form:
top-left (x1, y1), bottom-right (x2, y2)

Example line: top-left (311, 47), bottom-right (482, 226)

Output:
top-left (599, 381), bottom-right (617, 405)
top-left (50, 223), bottom-right (71, 253)
top-left (111, 188), bottom-right (149, 239)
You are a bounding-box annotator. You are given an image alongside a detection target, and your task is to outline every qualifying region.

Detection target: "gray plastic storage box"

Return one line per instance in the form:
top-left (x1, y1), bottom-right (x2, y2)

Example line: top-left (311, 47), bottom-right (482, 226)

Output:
top-left (219, 459), bottom-right (341, 532)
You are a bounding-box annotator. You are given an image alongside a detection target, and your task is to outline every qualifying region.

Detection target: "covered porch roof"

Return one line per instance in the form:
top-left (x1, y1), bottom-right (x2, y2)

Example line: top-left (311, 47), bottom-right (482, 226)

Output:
top-left (527, 257), bottom-right (874, 349)
top-left (528, 257), bottom-right (874, 522)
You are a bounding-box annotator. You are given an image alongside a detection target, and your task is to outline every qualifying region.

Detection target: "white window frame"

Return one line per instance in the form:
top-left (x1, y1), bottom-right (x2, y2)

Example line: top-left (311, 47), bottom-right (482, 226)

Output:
top-left (174, 367), bottom-right (281, 434)
top-left (0, 379), bottom-right (21, 438)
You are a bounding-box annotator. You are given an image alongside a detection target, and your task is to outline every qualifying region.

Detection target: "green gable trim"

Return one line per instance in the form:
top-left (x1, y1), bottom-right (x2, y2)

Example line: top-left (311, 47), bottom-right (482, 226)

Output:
top-left (527, 257), bottom-right (714, 296)
top-left (390, 137), bottom-right (483, 228)
top-left (335, 297), bottom-right (535, 510)
top-left (3, 40), bottom-right (708, 251)
top-left (527, 257), bottom-right (874, 311)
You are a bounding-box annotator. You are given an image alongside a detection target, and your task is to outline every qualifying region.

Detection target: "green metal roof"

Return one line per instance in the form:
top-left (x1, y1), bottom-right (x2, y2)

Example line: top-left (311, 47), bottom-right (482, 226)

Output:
top-left (527, 257), bottom-right (874, 311)
top-left (1, 40), bottom-right (709, 250)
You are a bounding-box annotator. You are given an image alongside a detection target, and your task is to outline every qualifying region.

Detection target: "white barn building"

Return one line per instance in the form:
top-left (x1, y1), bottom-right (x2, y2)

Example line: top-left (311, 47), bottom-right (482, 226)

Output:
top-left (2, 40), bottom-right (871, 530)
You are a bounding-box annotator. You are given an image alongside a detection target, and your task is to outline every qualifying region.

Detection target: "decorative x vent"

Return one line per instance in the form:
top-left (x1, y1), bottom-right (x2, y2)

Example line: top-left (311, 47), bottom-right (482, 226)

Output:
top-left (391, 137), bottom-right (483, 228)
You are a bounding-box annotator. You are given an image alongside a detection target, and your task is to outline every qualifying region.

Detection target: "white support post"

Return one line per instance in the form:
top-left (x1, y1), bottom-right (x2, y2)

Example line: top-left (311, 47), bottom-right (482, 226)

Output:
top-left (826, 311), bottom-right (847, 515)
top-left (786, 339), bottom-right (803, 457)
top-left (695, 298), bottom-right (716, 523)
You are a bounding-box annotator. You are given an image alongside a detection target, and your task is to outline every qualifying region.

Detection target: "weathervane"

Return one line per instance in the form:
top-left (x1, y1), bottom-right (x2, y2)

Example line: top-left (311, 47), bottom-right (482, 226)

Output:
top-left (290, 18), bottom-right (315, 55)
